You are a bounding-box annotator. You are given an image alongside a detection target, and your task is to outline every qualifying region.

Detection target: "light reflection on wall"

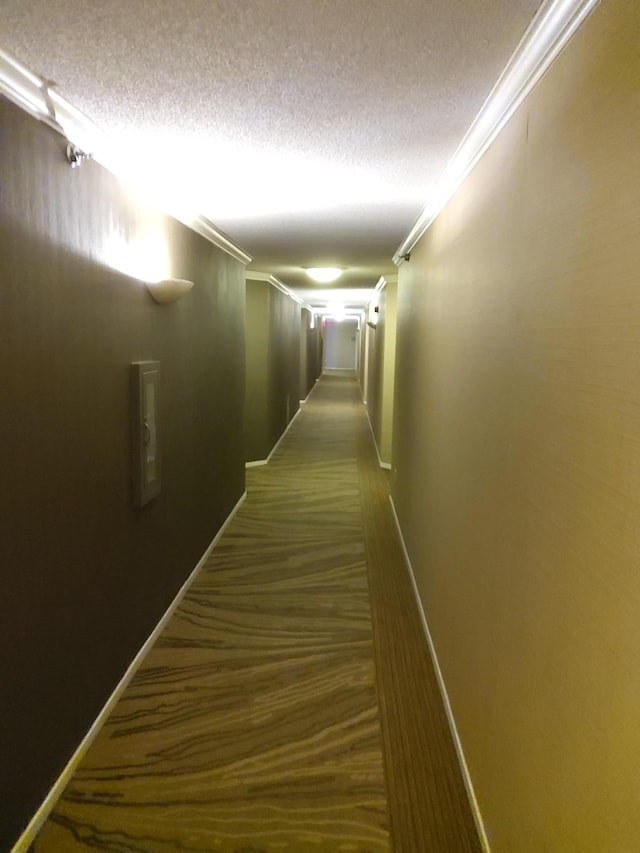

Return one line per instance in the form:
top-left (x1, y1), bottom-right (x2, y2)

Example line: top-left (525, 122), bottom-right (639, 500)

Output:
top-left (102, 223), bottom-right (170, 284)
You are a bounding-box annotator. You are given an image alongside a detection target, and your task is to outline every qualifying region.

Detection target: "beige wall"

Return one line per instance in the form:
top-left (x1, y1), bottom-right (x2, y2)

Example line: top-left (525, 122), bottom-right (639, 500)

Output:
top-left (357, 313), bottom-right (367, 388)
top-left (365, 311), bottom-right (382, 441)
top-left (379, 282), bottom-right (397, 463)
top-left (0, 96), bottom-right (246, 848)
top-left (366, 281), bottom-right (397, 466)
top-left (392, 1), bottom-right (640, 849)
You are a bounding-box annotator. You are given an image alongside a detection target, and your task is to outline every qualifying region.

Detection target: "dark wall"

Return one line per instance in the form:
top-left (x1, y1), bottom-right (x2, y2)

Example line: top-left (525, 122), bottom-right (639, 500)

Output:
top-left (306, 312), bottom-right (322, 396)
top-left (267, 287), bottom-right (300, 454)
top-left (244, 280), bottom-right (270, 460)
top-left (244, 280), bottom-right (301, 462)
top-left (299, 308), bottom-right (322, 400)
top-left (0, 98), bottom-right (246, 848)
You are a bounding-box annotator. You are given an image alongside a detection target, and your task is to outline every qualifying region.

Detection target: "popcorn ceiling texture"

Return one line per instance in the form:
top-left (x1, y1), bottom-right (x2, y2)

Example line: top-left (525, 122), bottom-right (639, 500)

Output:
top-left (2, 0), bottom-right (541, 298)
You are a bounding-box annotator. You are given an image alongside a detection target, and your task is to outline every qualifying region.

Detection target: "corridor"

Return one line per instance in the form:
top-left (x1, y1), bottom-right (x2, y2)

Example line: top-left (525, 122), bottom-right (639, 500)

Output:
top-left (30, 373), bottom-right (479, 852)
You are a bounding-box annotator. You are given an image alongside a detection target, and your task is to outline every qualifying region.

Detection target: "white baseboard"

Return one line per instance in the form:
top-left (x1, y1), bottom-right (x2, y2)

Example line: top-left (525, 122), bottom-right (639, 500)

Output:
top-left (245, 401), bottom-right (306, 469)
top-left (246, 379), bottom-right (321, 469)
top-left (387, 495), bottom-right (491, 853)
top-left (299, 378), bottom-right (320, 406)
top-left (12, 489), bottom-right (248, 852)
top-left (266, 406), bottom-right (302, 461)
top-left (364, 407), bottom-right (392, 470)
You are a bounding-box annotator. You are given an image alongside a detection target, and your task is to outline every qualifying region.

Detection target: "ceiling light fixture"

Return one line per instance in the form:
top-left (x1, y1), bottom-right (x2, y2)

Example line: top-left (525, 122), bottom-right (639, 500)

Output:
top-left (306, 267), bottom-right (342, 283)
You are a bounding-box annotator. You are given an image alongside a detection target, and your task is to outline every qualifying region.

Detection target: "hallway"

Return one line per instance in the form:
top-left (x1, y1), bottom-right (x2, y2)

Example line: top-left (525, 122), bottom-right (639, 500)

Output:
top-left (30, 373), bottom-right (479, 852)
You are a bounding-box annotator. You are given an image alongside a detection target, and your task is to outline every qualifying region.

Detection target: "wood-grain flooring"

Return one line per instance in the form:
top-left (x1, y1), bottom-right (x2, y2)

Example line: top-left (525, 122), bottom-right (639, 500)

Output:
top-left (30, 372), bottom-right (480, 853)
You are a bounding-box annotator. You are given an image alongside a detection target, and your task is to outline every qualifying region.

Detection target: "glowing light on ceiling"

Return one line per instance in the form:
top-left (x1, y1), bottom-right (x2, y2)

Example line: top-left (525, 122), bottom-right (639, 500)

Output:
top-left (306, 267), bottom-right (343, 283)
top-left (297, 287), bottom-right (375, 308)
top-left (326, 301), bottom-right (346, 321)
top-left (105, 133), bottom-right (390, 221)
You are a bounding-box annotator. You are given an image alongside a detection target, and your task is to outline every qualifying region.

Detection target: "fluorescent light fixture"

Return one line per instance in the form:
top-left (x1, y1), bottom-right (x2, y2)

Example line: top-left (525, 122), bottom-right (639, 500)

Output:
top-left (306, 267), bottom-right (342, 283)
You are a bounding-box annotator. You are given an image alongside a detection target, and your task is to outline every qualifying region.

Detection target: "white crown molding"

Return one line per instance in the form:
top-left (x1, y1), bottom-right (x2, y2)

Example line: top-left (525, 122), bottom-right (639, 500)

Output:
top-left (0, 48), bottom-right (251, 267)
top-left (373, 273), bottom-right (397, 296)
top-left (0, 48), bottom-right (56, 122)
top-left (393, 0), bottom-right (601, 265)
top-left (183, 214), bottom-right (252, 265)
top-left (247, 271), bottom-right (313, 310)
top-left (366, 273), bottom-right (398, 307)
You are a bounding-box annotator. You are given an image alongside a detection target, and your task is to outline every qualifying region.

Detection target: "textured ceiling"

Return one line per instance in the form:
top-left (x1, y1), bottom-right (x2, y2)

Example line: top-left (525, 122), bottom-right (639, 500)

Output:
top-left (2, 0), bottom-right (542, 306)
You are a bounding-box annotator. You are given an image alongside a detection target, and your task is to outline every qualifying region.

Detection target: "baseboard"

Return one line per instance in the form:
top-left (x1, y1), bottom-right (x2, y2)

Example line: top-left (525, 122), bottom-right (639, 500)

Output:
top-left (246, 382), bottom-right (319, 469)
top-left (300, 376), bottom-right (322, 404)
top-left (387, 495), bottom-right (491, 853)
top-left (364, 407), bottom-right (392, 470)
top-left (322, 366), bottom-right (356, 371)
top-left (245, 404), bottom-right (305, 469)
top-left (266, 406), bottom-right (302, 462)
top-left (12, 489), bottom-right (248, 853)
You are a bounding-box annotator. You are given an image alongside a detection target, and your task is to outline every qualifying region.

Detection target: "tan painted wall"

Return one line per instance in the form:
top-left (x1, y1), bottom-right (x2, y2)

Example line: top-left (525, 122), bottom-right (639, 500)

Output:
top-left (357, 313), bottom-right (367, 387)
top-left (392, 1), bottom-right (640, 849)
top-left (366, 282), bottom-right (397, 466)
top-left (380, 282), bottom-right (397, 463)
top-left (366, 311), bottom-right (381, 431)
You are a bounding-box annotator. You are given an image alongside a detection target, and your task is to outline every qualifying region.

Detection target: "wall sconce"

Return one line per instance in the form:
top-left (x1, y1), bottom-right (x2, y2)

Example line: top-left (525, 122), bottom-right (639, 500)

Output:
top-left (145, 278), bottom-right (194, 304)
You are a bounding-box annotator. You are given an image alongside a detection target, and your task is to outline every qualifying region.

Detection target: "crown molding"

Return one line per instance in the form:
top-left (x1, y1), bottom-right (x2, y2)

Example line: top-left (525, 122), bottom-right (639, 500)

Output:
top-left (393, 0), bottom-right (601, 265)
top-left (0, 48), bottom-right (53, 119)
top-left (373, 273), bottom-right (398, 296)
top-left (247, 271), bottom-right (312, 310)
top-left (0, 48), bottom-right (251, 267)
top-left (182, 215), bottom-right (252, 265)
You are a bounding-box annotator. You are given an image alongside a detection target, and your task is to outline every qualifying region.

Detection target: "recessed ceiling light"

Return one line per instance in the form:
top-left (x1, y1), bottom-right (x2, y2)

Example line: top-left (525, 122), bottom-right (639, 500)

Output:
top-left (306, 267), bottom-right (342, 283)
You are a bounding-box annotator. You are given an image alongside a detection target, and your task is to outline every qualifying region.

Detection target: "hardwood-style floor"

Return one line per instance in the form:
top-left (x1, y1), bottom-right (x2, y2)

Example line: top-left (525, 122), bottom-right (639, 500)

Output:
top-left (31, 372), bottom-right (480, 852)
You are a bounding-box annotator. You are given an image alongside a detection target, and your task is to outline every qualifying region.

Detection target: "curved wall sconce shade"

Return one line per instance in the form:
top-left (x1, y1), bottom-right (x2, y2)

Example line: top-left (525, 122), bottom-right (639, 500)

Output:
top-left (145, 278), bottom-right (194, 304)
